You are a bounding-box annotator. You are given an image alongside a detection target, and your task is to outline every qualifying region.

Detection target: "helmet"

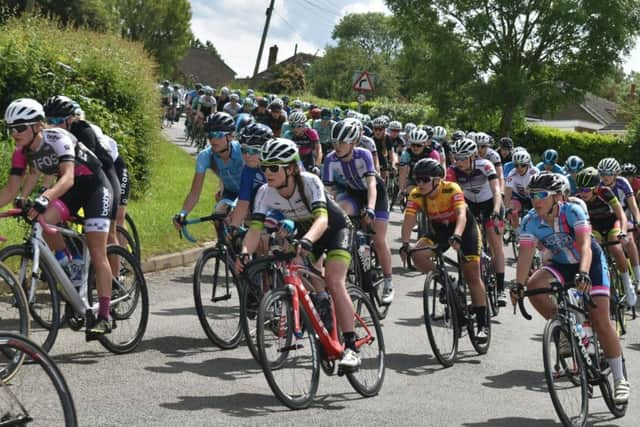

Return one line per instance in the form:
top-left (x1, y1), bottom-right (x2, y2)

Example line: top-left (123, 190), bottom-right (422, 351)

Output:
top-left (422, 125), bottom-right (434, 137)
top-left (269, 94), bottom-right (277, 102)
top-left (466, 131), bottom-right (477, 141)
top-left (528, 171), bottom-right (565, 193)
top-left (513, 146), bottom-right (526, 154)
top-left (332, 106), bottom-right (341, 117)
top-left (204, 86), bottom-right (214, 95)
top-left (597, 157), bottom-right (621, 175)
top-left (229, 93), bottom-right (240, 102)
top-left (412, 158), bottom-right (444, 179)
top-left (621, 163), bottom-right (638, 176)
top-left (476, 132), bottom-right (493, 147)
top-left (543, 149), bottom-right (558, 165)
top-left (43, 95), bottom-right (76, 118)
top-left (260, 138), bottom-right (300, 164)
top-left (331, 118), bottom-right (362, 144)
top-left (302, 102), bottom-right (311, 111)
top-left (404, 122), bottom-right (416, 133)
top-left (451, 138), bottom-right (477, 158)
top-left (288, 111), bottom-right (307, 126)
top-left (433, 126), bottom-right (447, 140)
top-left (281, 95), bottom-right (289, 103)
top-left (575, 167), bottom-right (601, 188)
top-left (257, 97), bottom-right (268, 107)
top-left (204, 112), bottom-right (235, 133)
top-left (362, 125), bottom-right (373, 138)
top-left (269, 98), bottom-right (283, 110)
top-left (512, 150), bottom-right (531, 165)
top-left (221, 86), bottom-right (230, 95)
top-left (345, 110), bottom-right (357, 118)
top-left (195, 83), bottom-right (203, 90)
top-left (4, 98), bottom-right (45, 125)
top-left (499, 137), bottom-right (513, 149)
top-left (371, 116), bottom-right (388, 129)
top-left (163, 80), bottom-right (169, 85)
top-left (234, 113), bottom-right (255, 134)
top-left (247, 88), bottom-right (255, 96)
top-left (408, 128), bottom-right (429, 145)
top-left (310, 108), bottom-right (321, 119)
top-left (451, 130), bottom-right (465, 142)
top-left (292, 99), bottom-right (302, 108)
top-left (320, 108), bottom-right (332, 119)
top-left (564, 155), bottom-right (584, 173)
top-left (239, 123), bottom-right (273, 147)
top-left (243, 97), bottom-right (254, 106)
top-left (388, 120), bottom-right (402, 131)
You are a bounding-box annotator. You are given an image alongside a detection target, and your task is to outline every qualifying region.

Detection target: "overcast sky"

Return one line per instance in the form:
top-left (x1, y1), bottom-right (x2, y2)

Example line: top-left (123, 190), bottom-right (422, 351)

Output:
top-left (190, 0), bottom-right (640, 79)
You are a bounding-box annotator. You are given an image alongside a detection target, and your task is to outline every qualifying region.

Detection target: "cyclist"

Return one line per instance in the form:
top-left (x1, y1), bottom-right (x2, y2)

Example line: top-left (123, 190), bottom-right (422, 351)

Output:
top-left (313, 108), bottom-right (335, 158)
top-left (216, 86), bottom-right (230, 112)
top-left (3, 98), bottom-right (114, 338)
top-left (575, 167), bottom-right (637, 306)
top-left (512, 171), bottom-right (630, 404)
top-left (325, 120), bottom-right (395, 304)
top-left (403, 122), bottom-right (417, 146)
top-left (504, 150), bottom-right (539, 233)
top-left (223, 93), bottom-right (242, 117)
top-left (234, 113), bottom-right (255, 135)
top-left (159, 80), bottom-right (173, 124)
top-left (621, 163), bottom-right (640, 197)
top-left (432, 125), bottom-right (451, 165)
top-left (174, 112), bottom-right (243, 225)
top-left (475, 133), bottom-right (505, 191)
top-left (371, 116), bottom-right (396, 181)
top-left (563, 155), bottom-right (585, 195)
top-left (399, 158), bottom-right (489, 341)
top-left (283, 111), bottom-right (322, 174)
top-left (251, 97), bottom-right (270, 125)
top-left (185, 82), bottom-right (202, 118)
top-left (195, 87), bottom-right (217, 128)
top-left (241, 97), bottom-right (255, 114)
top-left (447, 139), bottom-right (507, 306)
top-left (398, 128), bottom-right (440, 197)
top-left (333, 118), bottom-right (380, 172)
top-left (388, 120), bottom-right (404, 155)
top-left (236, 138), bottom-right (361, 369)
top-left (598, 157), bottom-right (640, 292)
top-left (496, 137), bottom-right (513, 164)
top-left (265, 98), bottom-right (287, 137)
top-left (536, 149), bottom-right (564, 173)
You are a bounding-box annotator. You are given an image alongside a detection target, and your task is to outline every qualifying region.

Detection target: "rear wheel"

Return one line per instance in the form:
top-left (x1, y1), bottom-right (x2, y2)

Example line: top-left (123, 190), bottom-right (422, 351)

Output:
top-left (124, 213), bottom-right (141, 259)
top-left (116, 225), bottom-right (140, 262)
top-left (0, 263), bottom-right (30, 382)
top-left (595, 336), bottom-right (627, 418)
top-left (467, 285), bottom-right (491, 355)
top-left (423, 271), bottom-right (458, 367)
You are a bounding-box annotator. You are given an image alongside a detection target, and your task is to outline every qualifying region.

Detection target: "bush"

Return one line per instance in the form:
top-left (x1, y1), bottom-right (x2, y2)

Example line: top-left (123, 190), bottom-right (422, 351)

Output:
top-left (0, 16), bottom-right (160, 197)
top-left (512, 125), bottom-right (636, 166)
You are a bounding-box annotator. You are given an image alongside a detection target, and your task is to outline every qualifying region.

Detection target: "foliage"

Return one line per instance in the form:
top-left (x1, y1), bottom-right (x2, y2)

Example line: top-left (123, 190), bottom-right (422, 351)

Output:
top-left (332, 12), bottom-right (400, 62)
top-left (261, 64), bottom-right (305, 94)
top-left (1, 0), bottom-right (117, 30)
top-left (0, 16), bottom-right (160, 197)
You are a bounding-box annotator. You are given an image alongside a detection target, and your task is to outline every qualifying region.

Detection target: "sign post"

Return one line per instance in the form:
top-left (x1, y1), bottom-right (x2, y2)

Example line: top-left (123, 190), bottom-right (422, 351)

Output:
top-left (352, 70), bottom-right (375, 113)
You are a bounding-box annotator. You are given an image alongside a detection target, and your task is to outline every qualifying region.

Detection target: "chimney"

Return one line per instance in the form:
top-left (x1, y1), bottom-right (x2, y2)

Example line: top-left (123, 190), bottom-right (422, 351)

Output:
top-left (267, 45), bottom-right (278, 69)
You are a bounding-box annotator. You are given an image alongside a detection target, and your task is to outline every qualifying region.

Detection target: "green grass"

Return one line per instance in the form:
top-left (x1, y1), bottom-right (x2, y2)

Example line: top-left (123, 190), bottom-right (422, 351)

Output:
top-left (0, 136), bottom-right (219, 260)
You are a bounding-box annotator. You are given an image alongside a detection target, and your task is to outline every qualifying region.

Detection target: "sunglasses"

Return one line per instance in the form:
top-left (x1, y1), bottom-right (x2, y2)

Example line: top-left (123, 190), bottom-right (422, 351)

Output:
top-left (260, 164), bottom-right (284, 173)
top-left (578, 187), bottom-right (594, 193)
top-left (600, 172), bottom-right (615, 177)
top-left (415, 176), bottom-right (433, 184)
top-left (292, 124), bottom-right (306, 129)
top-left (241, 146), bottom-right (261, 155)
top-left (410, 143), bottom-right (424, 148)
top-left (531, 190), bottom-right (553, 200)
top-left (46, 117), bottom-right (68, 125)
top-left (208, 131), bottom-right (228, 139)
top-left (515, 163), bottom-right (528, 169)
top-left (373, 127), bottom-right (385, 131)
top-left (454, 154), bottom-right (472, 161)
top-left (8, 123), bottom-right (32, 133)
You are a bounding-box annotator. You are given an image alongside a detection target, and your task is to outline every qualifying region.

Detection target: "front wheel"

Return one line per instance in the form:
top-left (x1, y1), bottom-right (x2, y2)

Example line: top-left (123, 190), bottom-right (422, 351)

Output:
top-left (423, 271), bottom-right (459, 367)
top-left (542, 318), bottom-right (588, 427)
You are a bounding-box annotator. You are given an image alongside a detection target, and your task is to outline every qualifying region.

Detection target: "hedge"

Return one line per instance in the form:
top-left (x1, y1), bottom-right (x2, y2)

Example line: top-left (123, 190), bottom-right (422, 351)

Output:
top-left (512, 125), bottom-right (638, 167)
top-left (0, 16), bottom-right (160, 197)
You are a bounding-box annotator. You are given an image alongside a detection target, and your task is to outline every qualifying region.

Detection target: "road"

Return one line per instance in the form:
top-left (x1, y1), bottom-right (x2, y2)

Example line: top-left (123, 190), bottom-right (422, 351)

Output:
top-left (27, 122), bottom-right (640, 425)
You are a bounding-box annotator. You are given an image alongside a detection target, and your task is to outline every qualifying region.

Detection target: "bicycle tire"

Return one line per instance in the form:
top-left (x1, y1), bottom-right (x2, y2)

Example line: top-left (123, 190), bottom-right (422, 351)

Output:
top-left (116, 225), bottom-right (140, 262)
top-left (608, 269), bottom-right (627, 336)
top-left (0, 333), bottom-right (78, 426)
top-left (88, 245), bottom-right (149, 354)
top-left (369, 249), bottom-right (390, 320)
top-left (468, 285), bottom-right (491, 355)
top-left (0, 244), bottom-right (60, 352)
top-left (257, 288), bottom-right (319, 410)
top-left (346, 286), bottom-right (385, 397)
top-left (481, 254), bottom-right (499, 317)
top-left (240, 257), bottom-right (284, 363)
top-left (124, 213), bottom-right (141, 260)
top-left (594, 336), bottom-right (628, 418)
top-left (510, 232), bottom-right (519, 260)
top-left (542, 319), bottom-right (588, 427)
top-left (0, 263), bottom-right (30, 382)
top-left (423, 271), bottom-right (459, 367)
top-left (193, 247), bottom-right (242, 349)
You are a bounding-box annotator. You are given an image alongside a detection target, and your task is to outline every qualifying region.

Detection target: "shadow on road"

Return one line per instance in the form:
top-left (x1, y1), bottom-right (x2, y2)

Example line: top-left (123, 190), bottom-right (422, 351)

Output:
top-left (137, 335), bottom-right (219, 357)
top-left (170, 275), bottom-right (194, 284)
top-left (152, 306), bottom-right (197, 317)
top-left (482, 369), bottom-right (546, 393)
top-left (384, 352), bottom-right (441, 376)
top-left (530, 332), bottom-right (543, 343)
top-left (462, 417), bottom-right (558, 426)
top-left (627, 342), bottom-right (640, 352)
top-left (53, 349), bottom-right (107, 366)
top-left (395, 317), bottom-right (423, 328)
top-left (147, 356), bottom-right (261, 381)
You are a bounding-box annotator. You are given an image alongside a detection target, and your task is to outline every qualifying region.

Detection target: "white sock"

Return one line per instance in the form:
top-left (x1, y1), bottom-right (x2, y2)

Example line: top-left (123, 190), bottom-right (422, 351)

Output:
top-left (633, 265), bottom-right (640, 281)
top-left (622, 271), bottom-right (632, 289)
top-left (608, 356), bottom-right (625, 382)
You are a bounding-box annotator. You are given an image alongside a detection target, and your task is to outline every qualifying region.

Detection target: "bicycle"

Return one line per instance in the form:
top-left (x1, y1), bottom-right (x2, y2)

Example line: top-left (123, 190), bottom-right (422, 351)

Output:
top-left (513, 281), bottom-right (628, 427)
top-left (384, 167), bottom-right (399, 211)
top-left (474, 212), bottom-right (500, 317)
top-left (179, 205), bottom-right (243, 350)
top-left (599, 240), bottom-right (631, 336)
top-left (256, 251), bottom-right (385, 410)
top-left (0, 332), bottom-right (78, 426)
top-left (0, 260), bottom-right (30, 382)
top-left (414, 244), bottom-right (491, 367)
top-left (0, 208), bottom-right (149, 354)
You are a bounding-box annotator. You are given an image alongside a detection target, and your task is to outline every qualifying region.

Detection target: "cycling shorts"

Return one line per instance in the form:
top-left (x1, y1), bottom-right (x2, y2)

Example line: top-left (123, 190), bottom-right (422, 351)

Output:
top-left (114, 156), bottom-right (129, 206)
top-left (591, 219), bottom-right (620, 241)
top-left (467, 199), bottom-right (504, 229)
top-left (418, 216), bottom-right (482, 263)
top-left (309, 225), bottom-right (352, 266)
top-left (56, 172), bottom-right (113, 233)
top-left (511, 193), bottom-right (531, 214)
top-left (336, 177), bottom-right (389, 221)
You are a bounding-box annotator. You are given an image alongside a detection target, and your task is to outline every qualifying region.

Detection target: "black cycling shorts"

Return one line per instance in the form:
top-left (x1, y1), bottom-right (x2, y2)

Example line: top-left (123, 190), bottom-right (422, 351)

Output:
top-left (59, 172), bottom-right (113, 233)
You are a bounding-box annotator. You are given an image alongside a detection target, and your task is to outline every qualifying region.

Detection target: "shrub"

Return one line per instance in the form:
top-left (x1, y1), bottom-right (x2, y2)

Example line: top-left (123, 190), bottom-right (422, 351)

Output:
top-left (0, 16), bottom-right (160, 197)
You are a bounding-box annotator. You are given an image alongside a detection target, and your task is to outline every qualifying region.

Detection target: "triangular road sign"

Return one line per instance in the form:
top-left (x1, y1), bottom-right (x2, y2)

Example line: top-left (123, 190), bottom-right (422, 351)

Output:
top-left (352, 71), bottom-right (375, 92)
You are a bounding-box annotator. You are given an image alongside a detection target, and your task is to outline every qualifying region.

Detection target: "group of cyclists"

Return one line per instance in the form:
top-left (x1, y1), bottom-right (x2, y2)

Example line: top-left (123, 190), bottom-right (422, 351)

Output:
top-left (169, 86), bottom-right (638, 407)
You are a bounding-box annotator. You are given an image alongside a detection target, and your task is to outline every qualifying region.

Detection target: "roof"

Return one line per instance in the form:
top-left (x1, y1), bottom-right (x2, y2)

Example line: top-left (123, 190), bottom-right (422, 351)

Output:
top-left (176, 48), bottom-right (236, 86)
top-left (253, 52), bottom-right (318, 80)
top-left (579, 93), bottom-right (618, 126)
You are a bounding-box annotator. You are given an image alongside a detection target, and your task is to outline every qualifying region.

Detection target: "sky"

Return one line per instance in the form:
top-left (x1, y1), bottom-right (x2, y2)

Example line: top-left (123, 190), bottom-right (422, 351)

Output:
top-left (189, 0), bottom-right (640, 79)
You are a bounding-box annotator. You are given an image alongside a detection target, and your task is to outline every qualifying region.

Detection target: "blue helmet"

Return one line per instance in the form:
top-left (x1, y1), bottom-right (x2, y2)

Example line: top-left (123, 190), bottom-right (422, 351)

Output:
top-left (564, 155), bottom-right (584, 173)
top-left (543, 149), bottom-right (558, 165)
top-left (235, 113), bottom-right (255, 134)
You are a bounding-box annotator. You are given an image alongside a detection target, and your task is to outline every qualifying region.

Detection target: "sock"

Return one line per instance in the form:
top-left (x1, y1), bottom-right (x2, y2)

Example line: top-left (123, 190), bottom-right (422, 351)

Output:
top-left (633, 265), bottom-right (640, 281)
top-left (608, 356), bottom-right (625, 382)
top-left (474, 306), bottom-right (487, 328)
top-left (496, 272), bottom-right (505, 291)
top-left (98, 297), bottom-right (110, 320)
top-left (343, 331), bottom-right (356, 352)
top-left (384, 276), bottom-right (393, 289)
top-left (621, 271), bottom-right (632, 289)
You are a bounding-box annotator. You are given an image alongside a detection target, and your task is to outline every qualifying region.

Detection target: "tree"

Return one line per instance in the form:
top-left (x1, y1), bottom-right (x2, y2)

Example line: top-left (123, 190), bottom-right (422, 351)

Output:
top-left (4, 0), bottom-right (118, 30)
top-left (117, 0), bottom-right (192, 76)
top-left (387, 0), bottom-right (640, 134)
top-left (332, 12), bottom-right (400, 64)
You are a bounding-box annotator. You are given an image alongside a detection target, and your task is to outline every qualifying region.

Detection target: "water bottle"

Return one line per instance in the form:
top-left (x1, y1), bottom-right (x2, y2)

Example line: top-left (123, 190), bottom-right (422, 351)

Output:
top-left (567, 288), bottom-right (583, 306)
top-left (582, 321), bottom-right (595, 355)
top-left (311, 291), bottom-right (333, 333)
top-left (357, 233), bottom-right (371, 271)
top-left (68, 256), bottom-right (84, 289)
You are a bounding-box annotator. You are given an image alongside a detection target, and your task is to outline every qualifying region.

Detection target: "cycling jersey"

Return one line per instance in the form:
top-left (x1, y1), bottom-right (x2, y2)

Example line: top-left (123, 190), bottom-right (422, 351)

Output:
top-left (481, 147), bottom-right (502, 167)
top-left (535, 162), bottom-right (564, 174)
top-left (399, 148), bottom-right (440, 166)
top-left (358, 135), bottom-right (377, 154)
top-left (373, 134), bottom-right (394, 170)
top-left (238, 166), bottom-right (266, 208)
top-left (89, 123), bottom-right (129, 205)
top-left (283, 127), bottom-right (319, 169)
top-left (602, 176), bottom-right (634, 212)
top-left (629, 176), bottom-right (640, 194)
top-left (584, 186), bottom-right (621, 236)
top-left (266, 113), bottom-right (287, 137)
top-left (198, 95), bottom-right (216, 116)
top-left (195, 141), bottom-right (243, 198)
top-left (215, 95), bottom-right (229, 112)
top-left (446, 158), bottom-right (497, 204)
top-left (506, 165), bottom-right (540, 198)
top-left (323, 147), bottom-right (376, 191)
top-left (223, 102), bottom-right (242, 117)
top-left (251, 107), bottom-right (270, 125)
top-left (312, 119), bottom-right (335, 148)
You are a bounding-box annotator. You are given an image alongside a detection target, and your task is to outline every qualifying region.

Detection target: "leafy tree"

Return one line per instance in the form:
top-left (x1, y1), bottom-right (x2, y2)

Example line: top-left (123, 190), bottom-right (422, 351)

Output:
top-left (332, 12), bottom-right (400, 63)
top-left (4, 0), bottom-right (117, 30)
top-left (387, 0), bottom-right (640, 134)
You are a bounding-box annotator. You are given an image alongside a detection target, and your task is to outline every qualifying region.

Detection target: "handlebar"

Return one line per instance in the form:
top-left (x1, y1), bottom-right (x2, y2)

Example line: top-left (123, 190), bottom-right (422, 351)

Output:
top-left (511, 281), bottom-right (597, 321)
top-left (0, 207), bottom-right (61, 235)
top-left (178, 213), bottom-right (234, 243)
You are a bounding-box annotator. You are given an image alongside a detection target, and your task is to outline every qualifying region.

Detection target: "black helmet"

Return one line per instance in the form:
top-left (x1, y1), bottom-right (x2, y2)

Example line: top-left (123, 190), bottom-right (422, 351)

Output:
top-left (43, 95), bottom-right (76, 118)
top-left (413, 158), bottom-right (444, 179)
top-left (499, 137), bottom-right (513, 149)
top-left (195, 83), bottom-right (203, 90)
top-left (528, 171), bottom-right (565, 193)
top-left (204, 112), bottom-right (235, 133)
top-left (256, 97), bottom-right (268, 107)
top-left (320, 108), bottom-right (331, 119)
top-left (575, 167), bottom-right (600, 189)
top-left (239, 123), bottom-right (273, 147)
top-left (451, 130), bottom-right (465, 142)
top-left (422, 125), bottom-right (434, 138)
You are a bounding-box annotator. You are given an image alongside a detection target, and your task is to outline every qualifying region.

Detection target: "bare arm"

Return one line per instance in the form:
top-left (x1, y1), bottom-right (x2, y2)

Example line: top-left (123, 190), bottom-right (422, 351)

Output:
top-left (490, 178), bottom-right (501, 214)
top-left (229, 200), bottom-right (249, 227)
top-left (366, 175), bottom-right (377, 211)
top-left (303, 214), bottom-right (328, 243)
top-left (180, 172), bottom-right (206, 213)
top-left (42, 162), bottom-right (73, 202)
top-left (453, 206), bottom-right (466, 237)
top-left (0, 175), bottom-right (23, 208)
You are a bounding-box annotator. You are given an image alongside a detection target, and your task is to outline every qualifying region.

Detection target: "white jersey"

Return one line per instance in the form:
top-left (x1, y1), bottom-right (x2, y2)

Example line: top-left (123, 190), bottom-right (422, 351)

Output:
top-left (89, 123), bottom-right (119, 162)
top-left (446, 158), bottom-right (497, 204)
top-left (358, 135), bottom-right (377, 154)
top-left (506, 165), bottom-right (540, 197)
top-left (481, 147), bottom-right (502, 166)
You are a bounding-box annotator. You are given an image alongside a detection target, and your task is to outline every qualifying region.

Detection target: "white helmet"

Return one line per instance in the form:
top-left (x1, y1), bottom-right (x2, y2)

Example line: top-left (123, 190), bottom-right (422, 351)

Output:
top-left (4, 98), bottom-right (45, 125)
top-left (345, 110), bottom-right (357, 118)
top-left (451, 138), bottom-right (477, 157)
top-left (260, 138), bottom-right (300, 164)
top-left (476, 132), bottom-right (493, 146)
top-left (288, 111), bottom-right (307, 126)
top-left (408, 128), bottom-right (429, 144)
top-left (404, 122), bottom-right (417, 133)
top-left (512, 146), bottom-right (526, 154)
top-left (388, 120), bottom-right (402, 131)
top-left (433, 126), bottom-right (447, 140)
top-left (331, 118), bottom-right (362, 144)
top-left (512, 150), bottom-right (531, 165)
top-left (597, 157), bottom-right (621, 175)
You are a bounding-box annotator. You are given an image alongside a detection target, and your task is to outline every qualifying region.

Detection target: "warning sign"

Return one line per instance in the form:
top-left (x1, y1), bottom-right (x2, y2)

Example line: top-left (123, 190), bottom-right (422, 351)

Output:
top-left (352, 71), bottom-right (375, 92)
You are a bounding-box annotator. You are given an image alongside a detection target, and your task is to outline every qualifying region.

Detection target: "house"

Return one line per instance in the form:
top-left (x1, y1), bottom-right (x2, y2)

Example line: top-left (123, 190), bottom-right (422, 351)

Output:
top-left (235, 45), bottom-right (318, 89)
top-left (176, 48), bottom-right (236, 88)
top-left (526, 92), bottom-right (629, 137)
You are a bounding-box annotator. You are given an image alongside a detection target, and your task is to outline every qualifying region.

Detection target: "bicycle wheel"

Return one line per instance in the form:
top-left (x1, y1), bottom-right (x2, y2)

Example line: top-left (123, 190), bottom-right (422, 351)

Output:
top-left (467, 285), bottom-right (492, 355)
top-left (193, 247), bottom-right (242, 349)
top-left (594, 336), bottom-right (628, 418)
top-left (0, 333), bottom-right (77, 426)
top-left (608, 270), bottom-right (627, 336)
top-left (346, 286), bottom-right (385, 397)
top-left (542, 319), bottom-right (588, 427)
top-left (0, 244), bottom-right (60, 352)
top-left (369, 249), bottom-right (390, 320)
top-left (257, 288), bottom-right (319, 410)
top-left (510, 233), bottom-right (519, 260)
top-left (240, 257), bottom-right (284, 363)
top-left (116, 225), bottom-right (140, 262)
top-left (482, 253), bottom-right (499, 317)
top-left (88, 245), bottom-right (149, 354)
top-left (423, 271), bottom-right (459, 367)
top-left (124, 213), bottom-right (141, 259)
top-left (0, 263), bottom-right (30, 382)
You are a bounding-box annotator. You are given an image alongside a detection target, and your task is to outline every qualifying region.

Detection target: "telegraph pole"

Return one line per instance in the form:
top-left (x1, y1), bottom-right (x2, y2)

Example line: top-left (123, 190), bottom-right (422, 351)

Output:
top-left (252, 0), bottom-right (275, 82)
